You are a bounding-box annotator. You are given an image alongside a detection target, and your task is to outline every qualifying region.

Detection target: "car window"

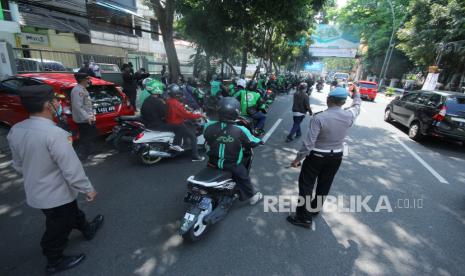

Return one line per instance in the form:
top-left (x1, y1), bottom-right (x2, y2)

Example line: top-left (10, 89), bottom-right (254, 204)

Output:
top-left (359, 83), bottom-right (377, 89)
top-left (0, 79), bottom-right (23, 94)
top-left (428, 94), bottom-right (443, 107)
top-left (401, 93), bottom-right (418, 102)
top-left (413, 93), bottom-right (432, 105)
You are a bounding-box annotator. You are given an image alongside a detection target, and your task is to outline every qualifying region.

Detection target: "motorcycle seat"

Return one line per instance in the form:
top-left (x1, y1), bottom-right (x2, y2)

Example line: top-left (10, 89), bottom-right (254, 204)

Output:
top-left (117, 115), bottom-right (141, 122)
top-left (188, 167), bottom-right (232, 186)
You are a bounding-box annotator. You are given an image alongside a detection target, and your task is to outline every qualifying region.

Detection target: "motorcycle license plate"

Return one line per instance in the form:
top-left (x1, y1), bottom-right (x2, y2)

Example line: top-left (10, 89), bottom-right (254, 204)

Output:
top-left (184, 193), bottom-right (203, 204)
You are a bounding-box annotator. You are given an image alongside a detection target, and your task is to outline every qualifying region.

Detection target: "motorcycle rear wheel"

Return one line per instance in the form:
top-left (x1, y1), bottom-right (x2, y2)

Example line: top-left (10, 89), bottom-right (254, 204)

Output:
top-left (139, 146), bottom-right (163, 165)
top-left (182, 217), bottom-right (209, 242)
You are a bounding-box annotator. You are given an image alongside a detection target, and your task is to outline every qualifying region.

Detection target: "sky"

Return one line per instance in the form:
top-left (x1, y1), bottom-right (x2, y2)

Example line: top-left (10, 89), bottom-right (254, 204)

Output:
top-left (337, 0), bottom-right (349, 7)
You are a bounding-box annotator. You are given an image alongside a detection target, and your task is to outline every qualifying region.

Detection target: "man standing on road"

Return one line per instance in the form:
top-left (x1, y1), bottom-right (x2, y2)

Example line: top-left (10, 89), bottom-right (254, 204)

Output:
top-left (7, 85), bottom-right (104, 274)
top-left (122, 63), bottom-right (138, 108)
top-left (78, 61), bottom-right (96, 78)
top-left (286, 82), bottom-right (312, 142)
top-left (71, 73), bottom-right (97, 160)
top-left (287, 87), bottom-right (361, 228)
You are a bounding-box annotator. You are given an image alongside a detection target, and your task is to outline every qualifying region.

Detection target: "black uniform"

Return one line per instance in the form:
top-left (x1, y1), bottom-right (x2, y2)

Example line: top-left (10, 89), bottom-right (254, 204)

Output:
top-left (204, 121), bottom-right (261, 198)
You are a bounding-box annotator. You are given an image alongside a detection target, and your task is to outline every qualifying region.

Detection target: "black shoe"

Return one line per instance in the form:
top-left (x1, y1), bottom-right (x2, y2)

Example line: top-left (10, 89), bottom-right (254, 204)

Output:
top-left (285, 137), bottom-right (293, 143)
top-left (46, 254), bottom-right (85, 274)
top-left (83, 215), bottom-right (104, 240)
top-left (295, 133), bottom-right (302, 138)
top-left (287, 215), bottom-right (311, 229)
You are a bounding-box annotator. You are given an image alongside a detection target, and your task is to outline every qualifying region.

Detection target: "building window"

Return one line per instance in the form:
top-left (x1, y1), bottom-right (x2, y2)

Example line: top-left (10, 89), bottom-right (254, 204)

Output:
top-left (22, 45), bottom-right (31, 58)
top-left (1, 0), bottom-right (12, 21)
top-left (150, 19), bottom-right (159, 41)
top-left (135, 25), bottom-right (142, 37)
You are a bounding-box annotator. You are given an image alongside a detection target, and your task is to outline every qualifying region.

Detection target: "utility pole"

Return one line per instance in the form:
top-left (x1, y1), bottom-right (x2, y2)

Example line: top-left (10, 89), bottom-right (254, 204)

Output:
top-left (378, 0), bottom-right (395, 89)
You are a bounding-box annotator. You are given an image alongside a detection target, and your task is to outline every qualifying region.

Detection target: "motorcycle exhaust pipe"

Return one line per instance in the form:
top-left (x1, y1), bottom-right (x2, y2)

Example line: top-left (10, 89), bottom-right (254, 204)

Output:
top-left (148, 150), bottom-right (172, 158)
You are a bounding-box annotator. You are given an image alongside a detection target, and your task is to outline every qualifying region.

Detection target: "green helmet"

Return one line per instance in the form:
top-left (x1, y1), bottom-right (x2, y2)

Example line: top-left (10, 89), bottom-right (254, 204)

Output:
top-left (146, 79), bottom-right (165, 95)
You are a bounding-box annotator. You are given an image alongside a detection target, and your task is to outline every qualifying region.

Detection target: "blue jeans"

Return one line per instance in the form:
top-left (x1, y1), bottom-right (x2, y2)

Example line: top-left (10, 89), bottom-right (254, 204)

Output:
top-left (251, 111), bottom-right (266, 130)
top-left (288, 115), bottom-right (305, 139)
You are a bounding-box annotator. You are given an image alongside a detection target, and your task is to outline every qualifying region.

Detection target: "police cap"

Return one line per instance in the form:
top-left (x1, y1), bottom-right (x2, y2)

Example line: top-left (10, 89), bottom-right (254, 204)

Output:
top-left (328, 87), bottom-right (349, 98)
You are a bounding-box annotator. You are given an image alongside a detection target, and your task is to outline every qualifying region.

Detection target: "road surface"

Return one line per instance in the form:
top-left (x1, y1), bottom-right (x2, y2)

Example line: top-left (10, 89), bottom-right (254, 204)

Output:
top-left (1, 85), bottom-right (465, 276)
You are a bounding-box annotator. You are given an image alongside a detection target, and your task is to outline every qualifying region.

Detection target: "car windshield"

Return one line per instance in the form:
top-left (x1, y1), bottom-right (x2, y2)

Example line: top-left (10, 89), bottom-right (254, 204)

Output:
top-left (359, 83), bottom-right (377, 89)
top-left (334, 73), bottom-right (349, 79)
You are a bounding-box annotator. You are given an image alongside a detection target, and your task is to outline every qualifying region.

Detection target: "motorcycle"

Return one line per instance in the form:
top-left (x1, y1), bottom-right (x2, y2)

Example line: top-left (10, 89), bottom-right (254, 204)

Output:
top-left (106, 115), bottom-right (145, 152)
top-left (132, 117), bottom-right (206, 165)
top-left (179, 118), bottom-right (261, 242)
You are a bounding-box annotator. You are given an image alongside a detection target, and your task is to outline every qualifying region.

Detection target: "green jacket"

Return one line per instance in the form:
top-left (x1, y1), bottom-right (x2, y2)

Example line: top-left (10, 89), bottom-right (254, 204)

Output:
top-left (234, 89), bottom-right (262, 116)
top-left (257, 79), bottom-right (265, 90)
top-left (210, 80), bottom-right (221, 96)
top-left (228, 84), bottom-right (235, 96)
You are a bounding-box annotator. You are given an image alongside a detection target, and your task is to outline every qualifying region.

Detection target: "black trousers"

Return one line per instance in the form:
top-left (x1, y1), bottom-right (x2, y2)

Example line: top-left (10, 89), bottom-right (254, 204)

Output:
top-left (296, 151), bottom-right (342, 220)
top-left (40, 200), bottom-right (90, 263)
top-left (76, 122), bottom-right (98, 157)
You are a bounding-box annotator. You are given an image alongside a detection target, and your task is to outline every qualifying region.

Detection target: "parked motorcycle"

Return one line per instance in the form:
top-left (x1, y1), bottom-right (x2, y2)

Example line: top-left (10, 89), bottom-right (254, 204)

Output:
top-left (179, 118), bottom-right (261, 242)
top-left (132, 118), bottom-right (206, 165)
top-left (106, 115), bottom-right (145, 152)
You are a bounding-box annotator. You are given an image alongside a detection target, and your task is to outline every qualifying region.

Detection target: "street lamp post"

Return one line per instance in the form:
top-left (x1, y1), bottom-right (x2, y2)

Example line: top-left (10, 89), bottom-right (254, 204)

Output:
top-left (378, 0), bottom-right (395, 89)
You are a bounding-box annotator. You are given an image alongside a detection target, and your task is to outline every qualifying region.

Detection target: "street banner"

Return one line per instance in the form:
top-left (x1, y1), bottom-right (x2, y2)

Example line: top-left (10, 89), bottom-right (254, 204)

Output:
top-left (309, 25), bottom-right (360, 58)
top-left (422, 73), bottom-right (439, 91)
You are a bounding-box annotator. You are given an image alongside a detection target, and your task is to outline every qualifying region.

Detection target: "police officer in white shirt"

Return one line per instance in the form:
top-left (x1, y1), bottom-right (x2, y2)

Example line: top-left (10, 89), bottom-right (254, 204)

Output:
top-left (71, 73), bottom-right (97, 159)
top-left (7, 85), bottom-right (104, 274)
top-left (287, 87), bottom-right (361, 228)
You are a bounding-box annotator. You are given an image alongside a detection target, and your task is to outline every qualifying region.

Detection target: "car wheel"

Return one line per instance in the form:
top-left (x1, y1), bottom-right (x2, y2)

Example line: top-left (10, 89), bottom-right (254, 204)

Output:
top-left (384, 109), bottom-right (393, 122)
top-left (408, 121), bottom-right (424, 141)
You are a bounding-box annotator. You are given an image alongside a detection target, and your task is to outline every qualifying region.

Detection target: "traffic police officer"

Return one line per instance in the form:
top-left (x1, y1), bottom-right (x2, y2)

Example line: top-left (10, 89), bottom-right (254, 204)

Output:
top-left (287, 87), bottom-right (361, 228)
top-left (71, 73), bottom-right (97, 159)
top-left (7, 84), bottom-right (104, 274)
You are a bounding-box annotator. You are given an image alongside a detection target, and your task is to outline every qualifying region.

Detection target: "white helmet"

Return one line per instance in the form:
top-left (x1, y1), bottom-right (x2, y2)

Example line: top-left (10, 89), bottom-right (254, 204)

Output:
top-left (237, 78), bottom-right (246, 88)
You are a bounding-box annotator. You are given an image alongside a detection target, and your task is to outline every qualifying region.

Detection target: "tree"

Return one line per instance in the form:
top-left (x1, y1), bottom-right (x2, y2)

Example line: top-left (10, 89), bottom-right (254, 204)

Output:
top-left (397, 0), bottom-right (465, 89)
top-left (150, 0), bottom-right (181, 83)
top-left (332, 0), bottom-right (412, 79)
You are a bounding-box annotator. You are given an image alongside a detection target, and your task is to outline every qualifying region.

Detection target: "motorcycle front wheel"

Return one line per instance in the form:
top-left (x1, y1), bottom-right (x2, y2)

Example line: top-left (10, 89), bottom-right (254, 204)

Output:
top-left (139, 145), bottom-right (163, 165)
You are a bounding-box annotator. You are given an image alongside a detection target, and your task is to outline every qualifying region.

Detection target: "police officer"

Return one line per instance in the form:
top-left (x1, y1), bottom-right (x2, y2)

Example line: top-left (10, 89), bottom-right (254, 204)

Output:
top-left (7, 85), bottom-right (104, 274)
top-left (71, 73), bottom-right (97, 159)
top-left (204, 97), bottom-right (263, 205)
top-left (287, 87), bottom-right (361, 228)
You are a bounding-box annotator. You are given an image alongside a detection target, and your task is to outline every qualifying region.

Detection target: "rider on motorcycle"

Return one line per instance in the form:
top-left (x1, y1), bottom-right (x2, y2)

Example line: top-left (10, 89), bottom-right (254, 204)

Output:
top-left (234, 79), bottom-right (267, 135)
top-left (165, 84), bottom-right (205, 162)
top-left (138, 78), bottom-right (165, 108)
top-left (203, 97), bottom-right (263, 205)
top-left (257, 74), bottom-right (266, 90)
top-left (140, 82), bottom-right (185, 152)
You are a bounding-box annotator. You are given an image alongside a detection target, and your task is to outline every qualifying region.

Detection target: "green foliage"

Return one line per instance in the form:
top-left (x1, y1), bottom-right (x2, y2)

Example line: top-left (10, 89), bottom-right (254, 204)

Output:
top-left (323, 57), bottom-right (355, 72)
top-left (332, 0), bottom-right (412, 78)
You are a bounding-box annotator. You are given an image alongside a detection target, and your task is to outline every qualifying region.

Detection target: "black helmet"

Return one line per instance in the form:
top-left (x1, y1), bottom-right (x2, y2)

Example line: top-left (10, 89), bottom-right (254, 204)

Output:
top-left (298, 82), bottom-right (308, 91)
top-left (167, 84), bottom-right (182, 98)
top-left (247, 80), bottom-right (257, 91)
top-left (218, 97), bottom-right (241, 122)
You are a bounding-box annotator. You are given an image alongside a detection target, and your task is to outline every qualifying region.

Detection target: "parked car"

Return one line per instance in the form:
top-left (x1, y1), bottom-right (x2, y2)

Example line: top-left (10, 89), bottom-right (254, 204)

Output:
top-left (333, 72), bottom-right (349, 87)
top-left (0, 73), bottom-right (135, 138)
top-left (384, 90), bottom-right (465, 143)
top-left (16, 58), bottom-right (67, 72)
top-left (356, 81), bottom-right (378, 101)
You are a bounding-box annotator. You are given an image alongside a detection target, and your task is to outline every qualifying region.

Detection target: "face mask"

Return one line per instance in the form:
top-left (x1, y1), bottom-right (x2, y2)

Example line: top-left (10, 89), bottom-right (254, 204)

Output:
top-left (56, 104), bottom-right (63, 117)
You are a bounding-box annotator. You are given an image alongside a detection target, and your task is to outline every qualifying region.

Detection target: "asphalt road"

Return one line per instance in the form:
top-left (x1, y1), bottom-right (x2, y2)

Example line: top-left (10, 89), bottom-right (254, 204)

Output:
top-left (1, 85), bottom-right (465, 276)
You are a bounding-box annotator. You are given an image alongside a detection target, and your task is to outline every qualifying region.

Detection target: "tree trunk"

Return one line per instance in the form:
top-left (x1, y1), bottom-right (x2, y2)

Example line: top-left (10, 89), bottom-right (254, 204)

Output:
top-left (240, 45), bottom-right (247, 76)
top-left (152, 0), bottom-right (180, 83)
top-left (224, 60), bottom-right (237, 76)
top-left (206, 53), bottom-right (212, 81)
top-left (252, 58), bottom-right (263, 80)
top-left (193, 46), bottom-right (202, 78)
top-left (221, 55), bottom-right (225, 80)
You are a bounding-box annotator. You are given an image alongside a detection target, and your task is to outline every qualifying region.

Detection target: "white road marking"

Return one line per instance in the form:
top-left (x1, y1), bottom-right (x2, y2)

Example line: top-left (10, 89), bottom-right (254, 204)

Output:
top-left (262, 119), bottom-right (282, 143)
top-left (393, 136), bottom-right (449, 184)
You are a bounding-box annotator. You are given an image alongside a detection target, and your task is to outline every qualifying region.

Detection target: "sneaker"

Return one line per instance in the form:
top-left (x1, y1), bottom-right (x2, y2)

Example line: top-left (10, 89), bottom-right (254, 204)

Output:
top-left (170, 145), bottom-right (185, 152)
top-left (46, 254), bottom-right (86, 274)
top-left (192, 156), bottom-right (205, 162)
top-left (249, 192), bottom-right (263, 205)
